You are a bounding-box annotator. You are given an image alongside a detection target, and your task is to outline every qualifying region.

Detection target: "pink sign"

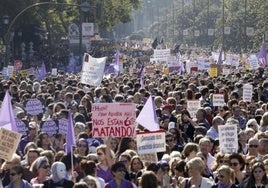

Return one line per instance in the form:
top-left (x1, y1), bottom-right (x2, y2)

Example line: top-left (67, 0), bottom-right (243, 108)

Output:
top-left (92, 103), bottom-right (136, 137)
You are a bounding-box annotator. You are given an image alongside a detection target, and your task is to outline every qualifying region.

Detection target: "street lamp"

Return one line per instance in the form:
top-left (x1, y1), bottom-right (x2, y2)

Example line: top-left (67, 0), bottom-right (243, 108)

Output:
top-left (2, 15), bottom-right (9, 68)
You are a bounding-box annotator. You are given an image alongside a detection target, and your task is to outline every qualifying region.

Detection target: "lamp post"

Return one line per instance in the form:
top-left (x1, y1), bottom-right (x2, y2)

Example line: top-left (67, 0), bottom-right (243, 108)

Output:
top-left (2, 15), bottom-right (9, 68)
top-left (222, 0), bottom-right (225, 50)
top-left (3, 2), bottom-right (90, 69)
top-left (79, 1), bottom-right (90, 70)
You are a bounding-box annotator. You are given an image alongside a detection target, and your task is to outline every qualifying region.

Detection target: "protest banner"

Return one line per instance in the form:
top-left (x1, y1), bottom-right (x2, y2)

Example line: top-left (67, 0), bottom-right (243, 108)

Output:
top-left (80, 53), bottom-right (107, 87)
top-left (243, 84), bottom-right (253, 102)
top-left (92, 103), bottom-right (136, 137)
top-left (16, 120), bottom-right (29, 137)
top-left (51, 68), bottom-right (57, 76)
top-left (187, 100), bottom-right (200, 118)
top-left (58, 118), bottom-right (68, 135)
top-left (139, 152), bottom-right (158, 164)
top-left (153, 49), bottom-right (171, 61)
top-left (24, 98), bottom-right (44, 116)
top-left (218, 124), bottom-right (238, 154)
top-left (210, 64), bottom-right (220, 77)
top-left (40, 120), bottom-right (58, 136)
top-left (0, 128), bottom-right (21, 161)
top-left (136, 130), bottom-right (166, 154)
top-left (213, 94), bottom-right (225, 107)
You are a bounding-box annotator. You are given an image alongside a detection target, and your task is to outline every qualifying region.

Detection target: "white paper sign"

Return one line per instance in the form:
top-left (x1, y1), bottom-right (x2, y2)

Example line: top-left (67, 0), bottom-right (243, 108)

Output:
top-left (153, 49), bottom-right (171, 61)
top-left (136, 131), bottom-right (166, 154)
top-left (243, 84), bottom-right (253, 102)
top-left (187, 100), bottom-right (200, 118)
top-left (218, 124), bottom-right (238, 154)
top-left (0, 128), bottom-right (22, 161)
top-left (213, 94), bottom-right (225, 107)
top-left (80, 53), bottom-right (107, 87)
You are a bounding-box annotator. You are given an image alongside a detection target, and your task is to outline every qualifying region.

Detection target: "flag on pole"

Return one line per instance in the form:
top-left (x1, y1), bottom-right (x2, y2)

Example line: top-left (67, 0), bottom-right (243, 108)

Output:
top-left (0, 91), bottom-right (17, 132)
top-left (65, 111), bottom-right (76, 154)
top-left (137, 59), bottom-right (145, 78)
top-left (258, 38), bottom-right (267, 67)
top-left (113, 50), bottom-right (120, 72)
top-left (217, 49), bottom-right (223, 65)
top-left (152, 38), bottom-right (158, 49)
top-left (136, 95), bottom-right (160, 131)
top-left (38, 61), bottom-right (47, 80)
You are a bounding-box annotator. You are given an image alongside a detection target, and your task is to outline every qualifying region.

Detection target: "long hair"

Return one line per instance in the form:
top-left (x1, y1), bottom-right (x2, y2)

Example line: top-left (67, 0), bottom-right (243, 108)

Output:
top-left (245, 162), bottom-right (268, 188)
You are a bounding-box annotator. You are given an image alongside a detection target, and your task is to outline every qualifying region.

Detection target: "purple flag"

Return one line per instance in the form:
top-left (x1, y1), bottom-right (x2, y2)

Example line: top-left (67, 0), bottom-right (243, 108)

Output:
top-left (217, 49), bottom-right (223, 65)
top-left (136, 95), bottom-right (160, 131)
top-left (113, 50), bottom-right (120, 73)
top-left (258, 39), bottom-right (267, 67)
top-left (38, 62), bottom-right (47, 80)
top-left (0, 91), bottom-right (17, 132)
top-left (65, 111), bottom-right (76, 154)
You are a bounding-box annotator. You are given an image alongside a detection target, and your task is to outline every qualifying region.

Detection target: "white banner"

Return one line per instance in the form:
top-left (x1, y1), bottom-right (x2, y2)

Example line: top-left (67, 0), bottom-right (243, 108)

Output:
top-left (213, 94), bottom-right (225, 107)
top-left (187, 100), bottom-right (200, 118)
top-left (243, 84), bottom-right (253, 102)
top-left (153, 49), bottom-right (170, 61)
top-left (136, 131), bottom-right (166, 154)
top-left (82, 22), bottom-right (94, 36)
top-left (218, 124), bottom-right (238, 154)
top-left (248, 54), bottom-right (259, 70)
top-left (80, 53), bottom-right (107, 86)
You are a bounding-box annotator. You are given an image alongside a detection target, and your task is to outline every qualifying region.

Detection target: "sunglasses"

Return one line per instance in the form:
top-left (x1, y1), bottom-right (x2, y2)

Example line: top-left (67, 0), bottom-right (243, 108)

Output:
top-left (219, 160), bottom-right (229, 163)
top-left (78, 144), bottom-right (87, 148)
top-left (217, 174), bottom-right (225, 179)
top-left (41, 165), bottom-right (50, 169)
top-left (117, 168), bottom-right (126, 172)
top-left (9, 173), bottom-right (17, 176)
top-left (249, 145), bottom-right (258, 148)
top-left (230, 162), bottom-right (239, 167)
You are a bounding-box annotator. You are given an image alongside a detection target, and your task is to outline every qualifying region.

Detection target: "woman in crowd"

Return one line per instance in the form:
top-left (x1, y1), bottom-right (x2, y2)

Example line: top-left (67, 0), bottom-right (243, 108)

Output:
top-left (181, 142), bottom-right (199, 162)
top-left (5, 165), bottom-right (33, 188)
top-left (212, 165), bottom-right (237, 188)
top-left (179, 109), bottom-right (195, 142)
top-left (30, 156), bottom-right (50, 185)
top-left (244, 162), bottom-right (268, 188)
top-left (228, 153), bottom-right (246, 186)
top-left (116, 138), bottom-right (136, 159)
top-left (139, 171), bottom-right (159, 188)
top-left (104, 161), bottom-right (134, 188)
top-left (80, 175), bottom-right (100, 188)
top-left (36, 132), bottom-right (53, 152)
top-left (179, 157), bottom-right (214, 188)
top-left (76, 138), bottom-right (89, 157)
top-left (129, 156), bottom-right (144, 184)
top-left (96, 145), bottom-right (115, 183)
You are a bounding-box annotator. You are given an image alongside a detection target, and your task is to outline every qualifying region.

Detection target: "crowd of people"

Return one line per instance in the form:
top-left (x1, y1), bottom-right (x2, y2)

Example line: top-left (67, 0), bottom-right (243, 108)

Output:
top-left (0, 45), bottom-right (268, 188)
